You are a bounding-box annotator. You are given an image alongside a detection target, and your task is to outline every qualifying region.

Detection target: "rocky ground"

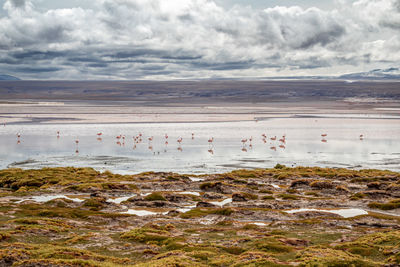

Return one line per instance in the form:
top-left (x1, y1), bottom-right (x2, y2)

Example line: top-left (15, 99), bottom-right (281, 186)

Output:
top-left (0, 166), bottom-right (399, 266)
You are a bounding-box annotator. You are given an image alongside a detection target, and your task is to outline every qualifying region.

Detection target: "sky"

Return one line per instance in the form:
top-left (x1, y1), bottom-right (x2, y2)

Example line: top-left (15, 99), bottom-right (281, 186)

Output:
top-left (0, 0), bottom-right (399, 80)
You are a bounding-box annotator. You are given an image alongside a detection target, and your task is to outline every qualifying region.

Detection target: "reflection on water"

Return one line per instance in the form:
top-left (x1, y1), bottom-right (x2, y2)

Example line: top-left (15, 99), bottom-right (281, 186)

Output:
top-left (107, 195), bottom-right (136, 204)
top-left (122, 209), bottom-right (160, 216)
top-left (16, 194), bottom-right (85, 203)
top-left (211, 198), bottom-right (233, 207)
top-left (0, 118), bottom-right (399, 174)
top-left (285, 208), bottom-right (368, 218)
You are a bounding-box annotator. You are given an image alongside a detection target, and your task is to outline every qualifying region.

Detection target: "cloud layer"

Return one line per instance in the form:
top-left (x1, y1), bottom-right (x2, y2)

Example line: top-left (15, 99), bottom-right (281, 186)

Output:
top-left (0, 0), bottom-right (399, 79)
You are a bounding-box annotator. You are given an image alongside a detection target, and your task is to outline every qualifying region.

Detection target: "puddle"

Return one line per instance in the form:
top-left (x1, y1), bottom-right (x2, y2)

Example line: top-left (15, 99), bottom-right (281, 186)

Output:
top-left (121, 209), bottom-right (168, 216)
top-left (271, 184), bottom-right (280, 189)
top-left (178, 191), bottom-right (201, 196)
top-left (252, 222), bottom-right (267, 226)
top-left (177, 205), bottom-right (197, 213)
top-left (16, 194), bottom-right (85, 203)
top-left (107, 195), bottom-right (136, 204)
top-left (285, 208), bottom-right (368, 218)
top-left (210, 198), bottom-right (232, 207)
top-left (189, 177), bottom-right (205, 182)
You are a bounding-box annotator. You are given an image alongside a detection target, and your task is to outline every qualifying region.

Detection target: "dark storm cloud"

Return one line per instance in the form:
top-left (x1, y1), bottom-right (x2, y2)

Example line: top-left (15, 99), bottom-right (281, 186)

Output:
top-left (296, 24), bottom-right (345, 49)
top-left (0, 0), bottom-right (399, 79)
top-left (17, 66), bottom-right (62, 73)
top-left (8, 0), bottom-right (27, 8)
top-left (12, 51), bottom-right (67, 60)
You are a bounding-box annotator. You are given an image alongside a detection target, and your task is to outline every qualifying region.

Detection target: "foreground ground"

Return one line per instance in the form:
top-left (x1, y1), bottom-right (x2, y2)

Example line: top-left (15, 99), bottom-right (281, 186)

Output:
top-left (0, 166), bottom-right (399, 266)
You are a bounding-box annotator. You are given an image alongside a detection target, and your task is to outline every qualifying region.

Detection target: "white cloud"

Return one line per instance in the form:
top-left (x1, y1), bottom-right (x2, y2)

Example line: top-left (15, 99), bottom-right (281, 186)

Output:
top-left (0, 0), bottom-right (398, 79)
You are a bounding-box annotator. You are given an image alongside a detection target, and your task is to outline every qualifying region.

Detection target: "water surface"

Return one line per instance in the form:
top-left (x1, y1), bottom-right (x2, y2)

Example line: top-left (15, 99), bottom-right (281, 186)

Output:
top-left (0, 118), bottom-right (399, 174)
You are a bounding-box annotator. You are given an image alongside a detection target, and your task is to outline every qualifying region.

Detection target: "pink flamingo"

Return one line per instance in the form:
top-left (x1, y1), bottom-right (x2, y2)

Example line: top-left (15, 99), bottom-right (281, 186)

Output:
top-left (241, 138), bottom-right (247, 145)
top-left (165, 134), bottom-right (168, 139)
top-left (270, 146), bottom-right (277, 151)
top-left (148, 136), bottom-right (153, 142)
top-left (241, 147), bottom-right (247, 152)
top-left (208, 149), bottom-right (214, 155)
top-left (261, 133), bottom-right (266, 138)
top-left (177, 137), bottom-right (183, 144)
top-left (75, 139), bottom-right (79, 144)
top-left (270, 136), bottom-right (276, 141)
top-left (279, 144), bottom-right (285, 149)
top-left (321, 139), bottom-right (327, 143)
top-left (321, 134), bottom-right (327, 137)
top-left (116, 135), bottom-right (122, 140)
top-left (97, 132), bottom-right (102, 136)
top-left (208, 137), bottom-right (214, 144)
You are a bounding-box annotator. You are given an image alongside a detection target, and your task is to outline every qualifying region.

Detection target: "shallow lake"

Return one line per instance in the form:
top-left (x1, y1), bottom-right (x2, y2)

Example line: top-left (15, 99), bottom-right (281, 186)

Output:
top-left (0, 117), bottom-right (399, 174)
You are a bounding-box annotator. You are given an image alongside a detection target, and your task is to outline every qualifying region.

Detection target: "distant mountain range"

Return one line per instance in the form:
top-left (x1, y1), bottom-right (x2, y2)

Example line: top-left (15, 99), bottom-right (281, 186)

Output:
top-left (339, 68), bottom-right (400, 80)
top-left (0, 74), bottom-right (20, 81)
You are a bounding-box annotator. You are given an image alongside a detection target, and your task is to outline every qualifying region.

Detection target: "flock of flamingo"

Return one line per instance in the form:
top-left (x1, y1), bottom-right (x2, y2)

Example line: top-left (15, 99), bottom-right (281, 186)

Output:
top-left (12, 130), bottom-right (365, 155)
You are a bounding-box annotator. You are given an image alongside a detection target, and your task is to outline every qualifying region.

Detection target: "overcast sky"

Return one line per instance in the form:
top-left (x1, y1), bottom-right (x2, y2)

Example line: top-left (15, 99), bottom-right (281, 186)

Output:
top-left (0, 0), bottom-right (399, 80)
